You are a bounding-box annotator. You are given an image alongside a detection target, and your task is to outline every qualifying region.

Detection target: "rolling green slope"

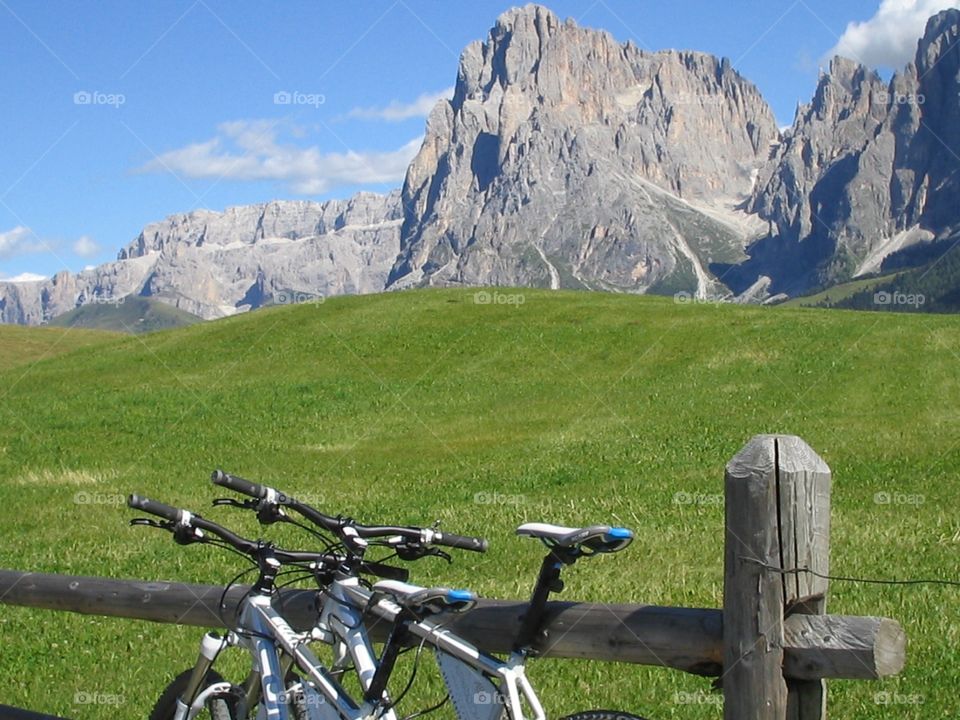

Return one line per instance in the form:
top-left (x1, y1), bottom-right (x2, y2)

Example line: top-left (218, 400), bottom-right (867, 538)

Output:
top-left (779, 272), bottom-right (901, 308)
top-left (829, 243), bottom-right (960, 313)
top-left (0, 289), bottom-right (957, 718)
top-left (48, 296), bottom-right (202, 333)
top-left (783, 242), bottom-right (960, 312)
top-left (0, 324), bottom-right (117, 372)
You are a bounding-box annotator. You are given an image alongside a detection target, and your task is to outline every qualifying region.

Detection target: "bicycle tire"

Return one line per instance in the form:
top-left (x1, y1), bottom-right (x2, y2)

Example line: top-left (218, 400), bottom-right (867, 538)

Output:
top-left (149, 668), bottom-right (238, 720)
top-left (559, 711), bottom-right (650, 720)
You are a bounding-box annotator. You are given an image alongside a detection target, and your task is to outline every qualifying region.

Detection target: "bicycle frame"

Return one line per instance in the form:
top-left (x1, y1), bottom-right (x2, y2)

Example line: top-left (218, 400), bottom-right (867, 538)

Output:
top-left (335, 580), bottom-right (546, 720)
top-left (176, 587), bottom-right (385, 720)
top-left (176, 574), bottom-right (545, 720)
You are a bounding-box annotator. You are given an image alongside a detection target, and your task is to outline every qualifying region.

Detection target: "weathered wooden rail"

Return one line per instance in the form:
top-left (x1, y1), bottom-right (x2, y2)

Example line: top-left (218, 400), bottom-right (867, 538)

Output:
top-left (0, 569), bottom-right (903, 681)
top-left (0, 435), bottom-right (906, 719)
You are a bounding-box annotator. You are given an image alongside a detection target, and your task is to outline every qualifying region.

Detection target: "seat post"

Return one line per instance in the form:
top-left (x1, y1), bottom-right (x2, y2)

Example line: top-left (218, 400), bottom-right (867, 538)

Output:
top-left (512, 547), bottom-right (577, 654)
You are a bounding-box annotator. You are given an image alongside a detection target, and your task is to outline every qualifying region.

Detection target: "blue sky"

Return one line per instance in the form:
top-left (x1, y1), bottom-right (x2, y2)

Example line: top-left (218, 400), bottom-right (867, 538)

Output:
top-left (1, 0), bottom-right (955, 280)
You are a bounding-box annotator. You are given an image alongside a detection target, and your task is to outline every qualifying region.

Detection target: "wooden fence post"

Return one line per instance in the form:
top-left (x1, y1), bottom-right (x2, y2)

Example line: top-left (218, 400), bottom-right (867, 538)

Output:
top-left (723, 434), bottom-right (833, 719)
top-left (724, 435), bottom-right (788, 719)
top-left (778, 436), bottom-right (831, 720)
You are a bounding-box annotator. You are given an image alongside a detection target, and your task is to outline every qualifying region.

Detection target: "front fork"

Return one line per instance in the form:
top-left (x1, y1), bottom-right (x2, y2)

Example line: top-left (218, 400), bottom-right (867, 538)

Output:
top-left (174, 631), bottom-right (236, 720)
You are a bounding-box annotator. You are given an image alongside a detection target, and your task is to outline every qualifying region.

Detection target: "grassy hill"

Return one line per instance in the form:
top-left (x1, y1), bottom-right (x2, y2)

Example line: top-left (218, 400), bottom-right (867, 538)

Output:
top-left (0, 289), bottom-right (957, 718)
top-left (783, 241), bottom-right (960, 312)
top-left (779, 272), bottom-right (901, 308)
top-left (48, 296), bottom-right (202, 333)
top-left (0, 324), bottom-right (117, 372)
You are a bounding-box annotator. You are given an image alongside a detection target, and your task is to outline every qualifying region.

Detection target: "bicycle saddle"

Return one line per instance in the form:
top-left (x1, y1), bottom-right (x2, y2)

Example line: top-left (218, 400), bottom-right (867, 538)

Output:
top-left (516, 522), bottom-right (634, 554)
top-left (372, 580), bottom-right (477, 614)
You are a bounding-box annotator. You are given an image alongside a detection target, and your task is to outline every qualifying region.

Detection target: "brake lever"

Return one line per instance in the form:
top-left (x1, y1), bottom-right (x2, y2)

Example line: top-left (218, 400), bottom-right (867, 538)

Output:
top-left (213, 497), bottom-right (258, 509)
top-left (129, 518), bottom-right (174, 531)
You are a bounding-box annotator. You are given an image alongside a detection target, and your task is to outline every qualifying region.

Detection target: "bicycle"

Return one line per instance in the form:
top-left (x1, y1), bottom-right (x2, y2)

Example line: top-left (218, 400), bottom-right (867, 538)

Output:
top-left (128, 473), bottom-right (649, 720)
top-left (209, 471), bottom-right (649, 720)
top-left (128, 491), bottom-right (474, 720)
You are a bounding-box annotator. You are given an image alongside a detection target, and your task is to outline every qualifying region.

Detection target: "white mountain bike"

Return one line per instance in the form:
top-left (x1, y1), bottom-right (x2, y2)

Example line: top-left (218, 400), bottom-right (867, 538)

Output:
top-left (127, 473), bottom-right (649, 720)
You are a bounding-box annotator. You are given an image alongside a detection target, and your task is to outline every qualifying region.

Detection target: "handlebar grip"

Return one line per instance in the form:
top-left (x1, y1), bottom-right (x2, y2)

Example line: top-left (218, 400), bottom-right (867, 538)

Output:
top-left (127, 494), bottom-right (181, 522)
top-left (435, 532), bottom-right (488, 553)
top-left (211, 469), bottom-right (265, 499)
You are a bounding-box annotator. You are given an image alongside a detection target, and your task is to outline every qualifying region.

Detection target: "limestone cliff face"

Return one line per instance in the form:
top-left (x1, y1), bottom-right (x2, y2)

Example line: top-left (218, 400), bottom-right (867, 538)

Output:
top-left (743, 9), bottom-right (960, 292)
top-left (0, 191), bottom-right (401, 324)
top-left (388, 4), bottom-right (779, 294)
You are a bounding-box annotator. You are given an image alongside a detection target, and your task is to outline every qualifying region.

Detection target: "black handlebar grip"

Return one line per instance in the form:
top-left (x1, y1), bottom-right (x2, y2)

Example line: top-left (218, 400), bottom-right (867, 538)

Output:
top-left (127, 494), bottom-right (182, 522)
top-left (436, 532), bottom-right (489, 553)
top-left (211, 470), bottom-right (265, 499)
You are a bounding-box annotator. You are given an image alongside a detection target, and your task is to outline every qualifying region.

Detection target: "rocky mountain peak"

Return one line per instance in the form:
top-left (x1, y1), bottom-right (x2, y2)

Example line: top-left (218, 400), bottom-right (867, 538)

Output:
top-left (391, 4), bottom-right (779, 291)
top-left (739, 8), bottom-right (960, 293)
top-left (918, 9), bottom-right (960, 70)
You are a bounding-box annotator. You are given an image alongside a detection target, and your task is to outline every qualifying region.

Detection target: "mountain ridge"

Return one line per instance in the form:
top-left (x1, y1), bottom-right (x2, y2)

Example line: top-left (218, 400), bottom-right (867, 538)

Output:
top-left (2, 4), bottom-right (959, 325)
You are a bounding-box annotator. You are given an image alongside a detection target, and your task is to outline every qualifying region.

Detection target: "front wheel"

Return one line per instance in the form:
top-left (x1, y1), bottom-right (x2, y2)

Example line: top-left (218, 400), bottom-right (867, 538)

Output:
top-left (149, 668), bottom-right (238, 720)
top-left (560, 711), bottom-right (650, 720)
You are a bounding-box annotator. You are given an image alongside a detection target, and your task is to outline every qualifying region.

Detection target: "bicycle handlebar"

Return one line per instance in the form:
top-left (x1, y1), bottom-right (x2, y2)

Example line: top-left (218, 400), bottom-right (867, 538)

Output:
top-left (432, 531), bottom-right (489, 553)
top-left (128, 494), bottom-right (181, 522)
top-left (128, 494), bottom-right (411, 581)
top-left (129, 494), bottom-right (325, 564)
top-left (211, 470), bottom-right (489, 553)
top-left (211, 470), bottom-right (266, 499)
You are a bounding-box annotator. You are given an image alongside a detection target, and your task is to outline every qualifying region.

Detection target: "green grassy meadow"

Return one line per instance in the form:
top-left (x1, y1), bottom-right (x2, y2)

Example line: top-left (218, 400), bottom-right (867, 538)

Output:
top-left (0, 288), bottom-right (957, 718)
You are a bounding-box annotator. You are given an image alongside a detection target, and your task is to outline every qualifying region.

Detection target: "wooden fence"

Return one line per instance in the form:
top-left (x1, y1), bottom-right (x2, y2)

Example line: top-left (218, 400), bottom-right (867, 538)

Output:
top-left (0, 435), bottom-right (906, 718)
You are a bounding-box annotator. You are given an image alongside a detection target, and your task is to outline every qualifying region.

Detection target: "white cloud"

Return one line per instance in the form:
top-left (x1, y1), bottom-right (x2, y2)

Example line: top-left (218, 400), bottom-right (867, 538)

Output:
top-left (826, 0), bottom-right (960, 68)
top-left (347, 87), bottom-right (454, 122)
top-left (0, 226), bottom-right (99, 265)
top-left (137, 120), bottom-right (422, 194)
top-left (4, 272), bottom-right (47, 283)
top-left (0, 226), bottom-right (36, 259)
top-left (73, 235), bottom-right (100, 258)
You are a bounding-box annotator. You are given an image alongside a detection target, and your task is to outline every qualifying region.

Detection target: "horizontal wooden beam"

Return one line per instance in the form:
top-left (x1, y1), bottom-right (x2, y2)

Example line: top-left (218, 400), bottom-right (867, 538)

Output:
top-left (0, 706), bottom-right (71, 720)
top-left (0, 570), bottom-right (904, 680)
